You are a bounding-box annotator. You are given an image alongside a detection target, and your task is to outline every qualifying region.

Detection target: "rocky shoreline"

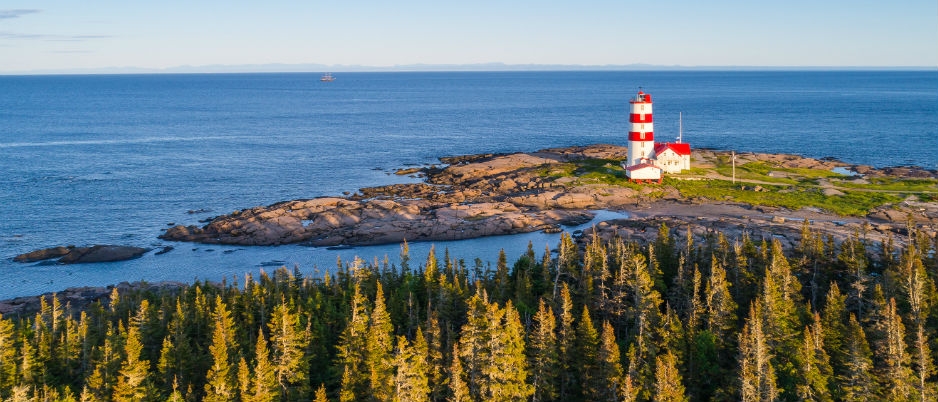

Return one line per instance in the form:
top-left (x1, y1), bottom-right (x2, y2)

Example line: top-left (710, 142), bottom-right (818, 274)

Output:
top-left (159, 144), bottom-right (937, 248)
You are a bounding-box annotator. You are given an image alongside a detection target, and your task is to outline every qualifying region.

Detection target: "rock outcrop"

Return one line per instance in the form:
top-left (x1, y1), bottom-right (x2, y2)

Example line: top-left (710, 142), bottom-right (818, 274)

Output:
top-left (868, 199), bottom-right (938, 226)
top-left (582, 201), bottom-right (905, 252)
top-left (13, 246), bottom-right (73, 263)
top-left (0, 281), bottom-right (186, 319)
top-left (162, 199), bottom-right (593, 246)
top-left (160, 146), bottom-right (653, 247)
top-left (14, 245), bottom-right (150, 264)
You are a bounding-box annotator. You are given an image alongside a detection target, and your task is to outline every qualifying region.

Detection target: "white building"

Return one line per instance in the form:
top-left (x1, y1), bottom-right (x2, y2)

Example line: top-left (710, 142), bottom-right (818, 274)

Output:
top-left (653, 143), bottom-right (691, 173)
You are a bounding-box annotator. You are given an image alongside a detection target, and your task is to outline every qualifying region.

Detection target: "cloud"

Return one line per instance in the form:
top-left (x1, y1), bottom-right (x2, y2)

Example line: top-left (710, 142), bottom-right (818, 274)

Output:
top-left (0, 9), bottom-right (40, 20)
top-left (0, 31), bottom-right (111, 41)
top-left (45, 34), bottom-right (113, 42)
top-left (0, 31), bottom-right (45, 39)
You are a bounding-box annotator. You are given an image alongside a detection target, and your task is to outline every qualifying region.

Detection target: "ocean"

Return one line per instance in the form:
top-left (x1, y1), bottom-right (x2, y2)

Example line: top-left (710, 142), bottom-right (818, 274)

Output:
top-left (0, 71), bottom-right (935, 299)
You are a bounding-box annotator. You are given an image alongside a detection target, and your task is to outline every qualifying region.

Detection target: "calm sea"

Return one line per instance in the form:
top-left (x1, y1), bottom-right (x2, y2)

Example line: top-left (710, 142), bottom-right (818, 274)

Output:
top-left (0, 71), bottom-right (935, 299)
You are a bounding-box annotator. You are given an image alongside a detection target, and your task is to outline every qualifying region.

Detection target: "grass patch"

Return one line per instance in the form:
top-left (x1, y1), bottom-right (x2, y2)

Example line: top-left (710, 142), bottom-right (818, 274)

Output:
top-left (711, 161), bottom-right (848, 184)
top-left (667, 178), bottom-right (902, 216)
top-left (533, 155), bottom-right (916, 215)
top-left (674, 167), bottom-right (712, 176)
top-left (834, 177), bottom-right (938, 193)
top-left (783, 167), bottom-right (848, 179)
top-left (537, 163), bottom-right (576, 179)
top-left (713, 162), bottom-right (797, 184)
top-left (713, 158), bottom-right (847, 184)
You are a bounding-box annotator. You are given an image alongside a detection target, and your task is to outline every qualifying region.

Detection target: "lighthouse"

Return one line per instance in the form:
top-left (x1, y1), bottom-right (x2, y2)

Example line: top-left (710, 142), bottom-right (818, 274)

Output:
top-left (623, 90), bottom-right (662, 181)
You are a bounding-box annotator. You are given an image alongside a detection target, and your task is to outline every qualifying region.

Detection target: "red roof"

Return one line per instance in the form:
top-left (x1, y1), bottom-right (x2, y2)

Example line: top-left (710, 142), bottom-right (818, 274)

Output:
top-left (624, 163), bottom-right (661, 172)
top-left (654, 142), bottom-right (691, 156)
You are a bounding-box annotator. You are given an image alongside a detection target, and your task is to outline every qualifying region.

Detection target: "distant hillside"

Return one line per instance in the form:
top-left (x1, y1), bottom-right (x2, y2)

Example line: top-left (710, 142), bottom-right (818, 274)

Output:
top-left (4, 63), bottom-right (931, 75)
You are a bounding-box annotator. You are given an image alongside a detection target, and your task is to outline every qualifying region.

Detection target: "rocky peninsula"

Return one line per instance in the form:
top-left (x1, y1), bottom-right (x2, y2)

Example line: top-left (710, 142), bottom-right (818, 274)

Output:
top-left (160, 144), bottom-right (938, 249)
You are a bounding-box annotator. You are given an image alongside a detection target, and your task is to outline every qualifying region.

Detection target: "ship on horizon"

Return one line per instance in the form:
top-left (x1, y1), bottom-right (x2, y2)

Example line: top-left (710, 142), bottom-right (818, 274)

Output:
top-left (320, 72), bottom-right (335, 82)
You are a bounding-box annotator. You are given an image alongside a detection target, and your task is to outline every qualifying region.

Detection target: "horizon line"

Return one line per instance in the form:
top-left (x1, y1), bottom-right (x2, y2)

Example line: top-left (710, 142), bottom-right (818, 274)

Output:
top-left (2, 62), bottom-right (935, 76)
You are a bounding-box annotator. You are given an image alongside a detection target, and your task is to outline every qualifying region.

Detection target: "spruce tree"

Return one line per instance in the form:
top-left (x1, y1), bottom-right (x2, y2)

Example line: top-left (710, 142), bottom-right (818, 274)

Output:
top-left (337, 284), bottom-right (370, 401)
top-left (85, 322), bottom-right (122, 401)
top-left (252, 329), bottom-right (279, 402)
top-left (157, 300), bottom-right (195, 394)
top-left (822, 282), bottom-right (848, 390)
top-left (624, 248), bottom-right (663, 398)
top-left (393, 330), bottom-right (430, 402)
top-left (339, 367), bottom-right (356, 402)
top-left (0, 318), bottom-right (16, 398)
top-left (113, 309), bottom-right (152, 402)
top-left (528, 299), bottom-right (559, 402)
top-left (457, 290), bottom-right (491, 400)
top-left (557, 284), bottom-right (579, 400)
top-left (424, 311), bottom-right (446, 402)
top-left (314, 384), bottom-right (329, 402)
top-left (495, 249), bottom-right (511, 303)
top-left (165, 379), bottom-right (184, 402)
top-left (268, 300), bottom-right (309, 399)
top-left (556, 232), bottom-right (581, 294)
top-left (484, 301), bottom-right (532, 401)
top-left (424, 245), bottom-right (441, 308)
top-left (738, 300), bottom-right (778, 402)
top-left (576, 306), bottom-right (600, 400)
top-left (654, 351), bottom-right (688, 402)
top-left (874, 297), bottom-right (915, 401)
top-left (899, 241), bottom-right (937, 401)
top-left (203, 296), bottom-right (238, 402)
top-left (840, 314), bottom-right (876, 401)
top-left (237, 357), bottom-right (251, 402)
top-left (760, 265), bottom-right (801, 395)
top-left (367, 283), bottom-right (395, 401)
top-left (597, 320), bottom-right (626, 402)
top-left (448, 344), bottom-right (471, 402)
top-left (705, 256), bottom-right (737, 344)
top-left (795, 313), bottom-right (833, 402)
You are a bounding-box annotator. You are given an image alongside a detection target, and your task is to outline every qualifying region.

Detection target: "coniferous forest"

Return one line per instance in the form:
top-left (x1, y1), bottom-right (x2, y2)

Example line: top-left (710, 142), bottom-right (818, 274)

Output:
top-left (1, 221), bottom-right (937, 401)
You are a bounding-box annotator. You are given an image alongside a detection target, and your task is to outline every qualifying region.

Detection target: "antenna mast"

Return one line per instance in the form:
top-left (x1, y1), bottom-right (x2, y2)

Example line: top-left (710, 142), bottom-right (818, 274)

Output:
top-left (678, 112), bottom-right (683, 143)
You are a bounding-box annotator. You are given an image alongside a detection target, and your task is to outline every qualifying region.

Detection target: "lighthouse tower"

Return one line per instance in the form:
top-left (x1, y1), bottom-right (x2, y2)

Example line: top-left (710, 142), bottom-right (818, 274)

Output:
top-left (624, 90), bottom-right (662, 181)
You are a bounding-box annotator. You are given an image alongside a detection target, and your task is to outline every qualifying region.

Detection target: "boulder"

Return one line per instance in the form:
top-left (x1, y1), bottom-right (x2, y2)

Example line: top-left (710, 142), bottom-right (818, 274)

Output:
top-left (13, 246), bottom-right (73, 262)
top-left (14, 245), bottom-right (150, 264)
top-left (57, 245), bottom-right (150, 264)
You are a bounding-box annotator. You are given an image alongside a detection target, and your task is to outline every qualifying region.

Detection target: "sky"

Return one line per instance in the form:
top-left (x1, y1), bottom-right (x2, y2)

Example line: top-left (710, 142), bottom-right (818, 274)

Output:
top-left (0, 0), bottom-right (935, 73)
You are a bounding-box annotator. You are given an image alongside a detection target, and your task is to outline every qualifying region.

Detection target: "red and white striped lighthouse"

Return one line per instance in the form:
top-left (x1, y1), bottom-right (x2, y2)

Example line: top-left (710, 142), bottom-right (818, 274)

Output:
top-left (624, 90), bottom-right (662, 181)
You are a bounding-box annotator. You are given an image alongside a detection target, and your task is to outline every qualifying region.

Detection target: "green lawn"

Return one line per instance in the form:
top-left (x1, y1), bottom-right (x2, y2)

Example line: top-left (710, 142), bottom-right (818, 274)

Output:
top-left (535, 155), bottom-right (928, 216)
top-left (833, 177), bottom-right (938, 192)
top-left (712, 161), bottom-right (847, 184)
top-left (666, 178), bottom-right (902, 216)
